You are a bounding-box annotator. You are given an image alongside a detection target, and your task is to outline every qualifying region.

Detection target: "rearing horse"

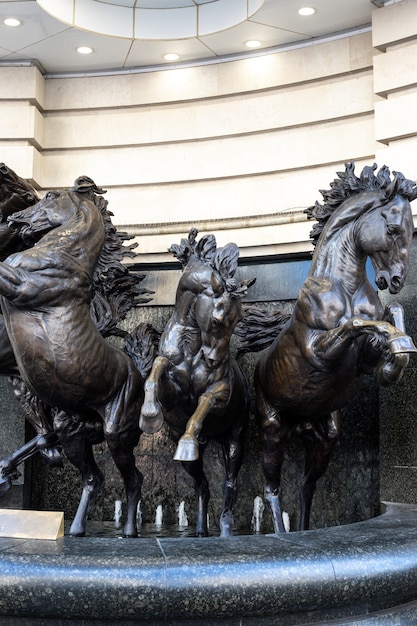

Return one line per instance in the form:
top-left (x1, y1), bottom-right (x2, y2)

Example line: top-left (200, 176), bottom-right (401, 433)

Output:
top-left (0, 186), bottom-right (157, 537)
top-left (140, 230), bottom-right (255, 536)
top-left (245, 162), bottom-right (417, 533)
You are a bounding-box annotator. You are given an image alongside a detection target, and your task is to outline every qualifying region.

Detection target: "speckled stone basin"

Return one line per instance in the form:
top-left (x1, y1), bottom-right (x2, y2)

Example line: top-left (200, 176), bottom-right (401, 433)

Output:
top-left (0, 502), bottom-right (416, 625)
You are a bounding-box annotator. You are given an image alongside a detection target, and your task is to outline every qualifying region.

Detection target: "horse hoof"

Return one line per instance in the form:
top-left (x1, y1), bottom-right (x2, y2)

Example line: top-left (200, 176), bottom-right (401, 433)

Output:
top-left (139, 412), bottom-right (164, 435)
top-left (388, 334), bottom-right (417, 354)
top-left (40, 446), bottom-right (64, 468)
top-left (174, 436), bottom-right (199, 461)
top-left (220, 513), bottom-right (233, 538)
top-left (69, 528), bottom-right (85, 537)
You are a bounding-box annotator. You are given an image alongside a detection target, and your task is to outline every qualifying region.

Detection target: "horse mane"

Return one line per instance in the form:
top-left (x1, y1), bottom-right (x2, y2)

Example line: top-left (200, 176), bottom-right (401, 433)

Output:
top-left (305, 161), bottom-right (417, 247)
top-left (169, 228), bottom-right (245, 295)
top-left (69, 177), bottom-right (153, 337)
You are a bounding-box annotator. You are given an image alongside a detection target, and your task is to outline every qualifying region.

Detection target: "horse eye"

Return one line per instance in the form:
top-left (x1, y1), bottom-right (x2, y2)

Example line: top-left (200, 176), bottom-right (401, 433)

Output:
top-left (45, 191), bottom-right (59, 200)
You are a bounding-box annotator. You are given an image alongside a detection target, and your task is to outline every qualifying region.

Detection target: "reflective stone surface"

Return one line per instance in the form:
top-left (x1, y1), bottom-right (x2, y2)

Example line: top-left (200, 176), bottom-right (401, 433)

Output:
top-left (0, 503), bottom-right (417, 624)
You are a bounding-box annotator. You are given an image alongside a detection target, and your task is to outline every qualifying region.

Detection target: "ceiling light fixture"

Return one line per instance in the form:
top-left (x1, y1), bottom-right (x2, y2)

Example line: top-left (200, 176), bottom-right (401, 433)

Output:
top-left (77, 46), bottom-right (93, 55)
top-left (245, 40), bottom-right (262, 48)
top-left (3, 18), bottom-right (21, 27)
top-left (164, 53), bottom-right (180, 62)
top-left (298, 7), bottom-right (316, 16)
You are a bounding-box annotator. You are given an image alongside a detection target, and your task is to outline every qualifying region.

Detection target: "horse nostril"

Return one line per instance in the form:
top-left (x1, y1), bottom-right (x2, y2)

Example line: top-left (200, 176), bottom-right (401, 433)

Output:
top-left (391, 275), bottom-right (403, 290)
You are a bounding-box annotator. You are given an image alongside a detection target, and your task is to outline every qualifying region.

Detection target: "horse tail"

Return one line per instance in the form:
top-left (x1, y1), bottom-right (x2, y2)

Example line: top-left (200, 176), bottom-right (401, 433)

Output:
top-left (123, 323), bottom-right (161, 379)
top-left (234, 306), bottom-right (291, 357)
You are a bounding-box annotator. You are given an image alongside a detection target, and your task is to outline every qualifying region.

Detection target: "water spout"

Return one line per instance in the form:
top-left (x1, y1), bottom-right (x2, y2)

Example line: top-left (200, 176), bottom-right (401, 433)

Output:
top-left (282, 511), bottom-right (290, 533)
top-left (136, 500), bottom-right (143, 527)
top-left (177, 501), bottom-right (188, 527)
top-left (251, 496), bottom-right (265, 533)
top-left (114, 500), bottom-right (122, 528)
top-left (155, 504), bottom-right (163, 527)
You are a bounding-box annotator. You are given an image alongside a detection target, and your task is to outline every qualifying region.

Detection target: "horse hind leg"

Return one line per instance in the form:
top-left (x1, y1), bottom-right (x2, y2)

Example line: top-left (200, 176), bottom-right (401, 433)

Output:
top-left (299, 410), bottom-right (340, 531)
top-left (219, 426), bottom-right (246, 537)
top-left (54, 412), bottom-right (104, 537)
top-left (105, 429), bottom-right (143, 538)
top-left (181, 454), bottom-right (210, 537)
top-left (257, 400), bottom-right (287, 534)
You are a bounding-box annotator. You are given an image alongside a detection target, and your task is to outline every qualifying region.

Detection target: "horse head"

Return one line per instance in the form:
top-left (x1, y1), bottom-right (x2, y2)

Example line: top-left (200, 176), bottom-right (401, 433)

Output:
top-left (6, 189), bottom-right (81, 244)
top-left (196, 266), bottom-right (255, 369)
top-left (7, 177), bottom-right (106, 250)
top-left (0, 163), bottom-right (39, 220)
top-left (358, 191), bottom-right (414, 295)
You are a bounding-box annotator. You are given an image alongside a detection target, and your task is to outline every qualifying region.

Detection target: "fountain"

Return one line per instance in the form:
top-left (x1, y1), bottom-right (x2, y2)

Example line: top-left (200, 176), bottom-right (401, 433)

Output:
top-left (1, 163), bottom-right (417, 623)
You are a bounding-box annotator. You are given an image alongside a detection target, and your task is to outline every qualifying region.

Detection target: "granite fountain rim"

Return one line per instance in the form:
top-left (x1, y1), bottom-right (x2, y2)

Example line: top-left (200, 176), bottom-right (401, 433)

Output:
top-left (0, 501), bottom-right (416, 624)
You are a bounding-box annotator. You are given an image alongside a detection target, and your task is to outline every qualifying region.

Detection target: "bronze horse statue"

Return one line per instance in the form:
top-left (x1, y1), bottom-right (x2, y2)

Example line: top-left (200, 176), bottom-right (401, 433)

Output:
top-left (140, 230), bottom-right (255, 536)
top-left (239, 162), bottom-right (417, 533)
top-left (0, 166), bottom-right (153, 496)
top-left (0, 182), bottom-right (157, 537)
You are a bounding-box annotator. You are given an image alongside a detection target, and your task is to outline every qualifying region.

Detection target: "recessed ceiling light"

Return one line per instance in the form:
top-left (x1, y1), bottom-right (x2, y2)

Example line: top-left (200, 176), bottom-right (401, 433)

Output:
top-left (245, 40), bottom-right (262, 48)
top-left (77, 46), bottom-right (93, 55)
top-left (3, 18), bottom-right (21, 27)
top-left (164, 53), bottom-right (179, 62)
top-left (298, 7), bottom-right (316, 16)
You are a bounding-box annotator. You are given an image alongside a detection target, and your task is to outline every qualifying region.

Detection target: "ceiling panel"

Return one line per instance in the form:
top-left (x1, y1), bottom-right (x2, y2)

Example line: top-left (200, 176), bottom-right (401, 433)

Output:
top-left (0, 0), bottom-right (375, 74)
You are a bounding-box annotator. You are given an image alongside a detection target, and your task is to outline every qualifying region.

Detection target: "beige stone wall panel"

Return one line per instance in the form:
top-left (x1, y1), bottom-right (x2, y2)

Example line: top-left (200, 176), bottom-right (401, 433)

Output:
top-left (44, 33), bottom-right (372, 111)
top-left (375, 137), bottom-right (417, 184)
top-left (0, 66), bottom-right (44, 108)
top-left (372, 0), bottom-right (417, 51)
top-left (375, 92), bottom-right (417, 143)
top-left (0, 145), bottom-right (42, 183)
top-left (97, 160), bottom-right (373, 227)
top-left (41, 115), bottom-right (376, 190)
top-left (0, 105), bottom-right (39, 141)
top-left (42, 72), bottom-right (373, 150)
top-left (373, 41), bottom-right (417, 96)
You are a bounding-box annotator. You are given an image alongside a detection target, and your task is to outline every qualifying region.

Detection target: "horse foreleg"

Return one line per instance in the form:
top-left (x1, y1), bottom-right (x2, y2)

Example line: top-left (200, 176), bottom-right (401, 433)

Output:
top-left (313, 316), bottom-right (416, 364)
top-left (174, 381), bottom-right (229, 462)
top-left (0, 432), bottom-right (59, 497)
top-left (105, 431), bottom-right (143, 538)
top-left (181, 456), bottom-right (210, 537)
top-left (299, 410), bottom-right (340, 531)
top-left (219, 427), bottom-right (245, 537)
top-left (139, 356), bottom-right (170, 434)
top-left (7, 376), bottom-right (63, 467)
top-left (374, 302), bottom-right (411, 385)
top-left (55, 414), bottom-right (104, 537)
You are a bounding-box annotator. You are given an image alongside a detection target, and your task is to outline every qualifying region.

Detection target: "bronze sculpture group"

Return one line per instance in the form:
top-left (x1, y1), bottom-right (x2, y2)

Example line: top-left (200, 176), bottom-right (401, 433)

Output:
top-left (0, 160), bottom-right (416, 538)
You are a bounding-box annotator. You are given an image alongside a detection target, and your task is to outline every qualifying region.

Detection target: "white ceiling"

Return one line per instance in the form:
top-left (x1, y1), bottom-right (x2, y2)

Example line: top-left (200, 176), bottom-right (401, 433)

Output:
top-left (0, 0), bottom-right (383, 76)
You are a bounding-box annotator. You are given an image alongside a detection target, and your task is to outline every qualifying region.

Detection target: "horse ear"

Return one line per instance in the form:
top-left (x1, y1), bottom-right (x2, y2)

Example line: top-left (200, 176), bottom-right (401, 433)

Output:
top-left (243, 277), bottom-right (256, 289)
top-left (210, 271), bottom-right (224, 295)
top-left (382, 203), bottom-right (402, 227)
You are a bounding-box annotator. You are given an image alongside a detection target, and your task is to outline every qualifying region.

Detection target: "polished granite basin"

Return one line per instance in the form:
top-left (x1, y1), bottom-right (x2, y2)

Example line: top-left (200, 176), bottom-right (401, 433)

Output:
top-left (0, 502), bottom-right (416, 625)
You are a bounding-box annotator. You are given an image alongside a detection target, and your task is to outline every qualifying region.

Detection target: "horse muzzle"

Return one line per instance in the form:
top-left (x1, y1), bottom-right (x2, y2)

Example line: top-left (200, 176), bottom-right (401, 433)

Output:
top-left (375, 270), bottom-right (404, 294)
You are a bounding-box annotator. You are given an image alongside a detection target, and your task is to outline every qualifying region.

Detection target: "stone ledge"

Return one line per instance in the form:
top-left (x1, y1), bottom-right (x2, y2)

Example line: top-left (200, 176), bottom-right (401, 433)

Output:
top-left (0, 502), bottom-right (416, 624)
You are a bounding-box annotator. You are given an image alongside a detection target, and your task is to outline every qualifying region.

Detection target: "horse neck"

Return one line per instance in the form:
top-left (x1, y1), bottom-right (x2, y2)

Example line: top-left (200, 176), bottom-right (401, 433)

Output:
top-left (174, 258), bottom-right (212, 326)
top-left (309, 219), bottom-right (367, 292)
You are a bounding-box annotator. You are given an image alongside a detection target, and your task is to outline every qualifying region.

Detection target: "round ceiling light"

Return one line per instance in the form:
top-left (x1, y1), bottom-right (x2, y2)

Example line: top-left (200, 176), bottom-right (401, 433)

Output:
top-left (3, 18), bottom-right (21, 27)
top-left (77, 46), bottom-right (93, 54)
top-left (164, 53), bottom-right (179, 61)
top-left (298, 7), bottom-right (316, 16)
top-left (245, 40), bottom-right (262, 48)
top-left (37, 0), bottom-right (265, 40)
